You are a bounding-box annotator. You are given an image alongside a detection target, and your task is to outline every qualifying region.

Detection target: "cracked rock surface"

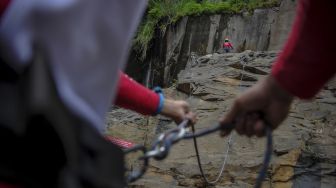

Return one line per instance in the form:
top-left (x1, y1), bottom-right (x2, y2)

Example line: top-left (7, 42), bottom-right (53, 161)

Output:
top-left (106, 51), bottom-right (336, 188)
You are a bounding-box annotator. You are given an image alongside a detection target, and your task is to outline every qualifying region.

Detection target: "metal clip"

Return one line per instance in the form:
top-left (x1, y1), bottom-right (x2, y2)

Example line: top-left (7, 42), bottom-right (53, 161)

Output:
top-left (124, 144), bottom-right (149, 183)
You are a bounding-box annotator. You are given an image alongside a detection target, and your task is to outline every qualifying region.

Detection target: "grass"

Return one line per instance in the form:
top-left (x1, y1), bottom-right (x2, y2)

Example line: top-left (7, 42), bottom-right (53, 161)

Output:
top-left (134, 0), bottom-right (280, 60)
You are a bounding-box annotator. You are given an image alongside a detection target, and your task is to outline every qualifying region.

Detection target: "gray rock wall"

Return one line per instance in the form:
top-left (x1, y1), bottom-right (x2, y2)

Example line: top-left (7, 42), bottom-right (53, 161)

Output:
top-left (221, 0), bottom-right (297, 52)
top-left (126, 0), bottom-right (297, 86)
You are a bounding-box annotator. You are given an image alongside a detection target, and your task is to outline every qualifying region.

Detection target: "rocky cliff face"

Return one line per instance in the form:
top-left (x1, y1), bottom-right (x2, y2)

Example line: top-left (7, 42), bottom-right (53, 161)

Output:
top-left (126, 0), bottom-right (297, 87)
top-left (107, 51), bottom-right (336, 188)
top-left (108, 1), bottom-right (336, 187)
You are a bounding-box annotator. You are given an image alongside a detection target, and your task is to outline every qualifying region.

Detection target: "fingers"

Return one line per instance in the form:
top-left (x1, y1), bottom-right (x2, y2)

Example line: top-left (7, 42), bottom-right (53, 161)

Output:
top-left (163, 100), bottom-right (197, 125)
top-left (254, 120), bottom-right (266, 137)
top-left (182, 102), bottom-right (197, 125)
top-left (235, 116), bottom-right (245, 135)
top-left (222, 99), bottom-right (242, 124)
top-left (186, 112), bottom-right (197, 125)
top-left (245, 114), bottom-right (256, 137)
top-left (220, 111), bottom-right (268, 137)
top-left (219, 99), bottom-right (243, 136)
top-left (234, 114), bottom-right (260, 137)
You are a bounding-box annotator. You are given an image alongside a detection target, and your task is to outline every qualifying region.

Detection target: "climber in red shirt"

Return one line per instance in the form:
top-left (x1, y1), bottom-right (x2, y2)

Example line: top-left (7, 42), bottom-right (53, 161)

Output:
top-left (220, 0), bottom-right (336, 137)
top-left (222, 38), bottom-right (234, 53)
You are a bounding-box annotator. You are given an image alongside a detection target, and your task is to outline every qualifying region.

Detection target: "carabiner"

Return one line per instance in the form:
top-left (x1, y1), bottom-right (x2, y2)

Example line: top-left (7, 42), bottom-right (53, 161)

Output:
top-left (124, 144), bottom-right (149, 183)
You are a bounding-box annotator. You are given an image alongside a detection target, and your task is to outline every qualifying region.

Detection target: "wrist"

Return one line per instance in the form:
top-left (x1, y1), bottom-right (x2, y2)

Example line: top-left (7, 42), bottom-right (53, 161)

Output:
top-left (161, 99), bottom-right (177, 118)
top-left (154, 87), bottom-right (165, 115)
top-left (265, 75), bottom-right (294, 103)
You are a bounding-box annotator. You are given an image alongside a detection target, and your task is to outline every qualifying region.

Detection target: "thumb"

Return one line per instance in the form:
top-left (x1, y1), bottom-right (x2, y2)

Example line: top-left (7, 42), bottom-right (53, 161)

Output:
top-left (186, 112), bottom-right (197, 125)
top-left (219, 100), bottom-right (243, 136)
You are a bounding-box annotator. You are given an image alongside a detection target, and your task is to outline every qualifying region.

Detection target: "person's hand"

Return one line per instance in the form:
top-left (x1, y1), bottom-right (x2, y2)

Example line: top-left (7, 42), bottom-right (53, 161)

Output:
top-left (161, 99), bottom-right (196, 125)
top-left (219, 75), bottom-right (294, 137)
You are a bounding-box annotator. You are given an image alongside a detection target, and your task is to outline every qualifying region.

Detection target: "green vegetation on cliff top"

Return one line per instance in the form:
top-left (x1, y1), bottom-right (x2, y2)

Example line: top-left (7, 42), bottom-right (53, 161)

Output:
top-left (134, 0), bottom-right (280, 59)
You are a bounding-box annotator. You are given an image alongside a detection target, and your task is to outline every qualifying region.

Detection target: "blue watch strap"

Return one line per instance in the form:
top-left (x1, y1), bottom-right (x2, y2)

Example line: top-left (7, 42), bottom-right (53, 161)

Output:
top-left (153, 87), bottom-right (164, 115)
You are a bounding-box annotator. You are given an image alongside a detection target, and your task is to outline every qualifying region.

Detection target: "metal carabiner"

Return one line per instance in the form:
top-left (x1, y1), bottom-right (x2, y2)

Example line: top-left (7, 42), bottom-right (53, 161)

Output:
top-left (124, 144), bottom-right (149, 183)
top-left (143, 133), bottom-right (166, 159)
top-left (152, 137), bottom-right (172, 161)
top-left (172, 125), bottom-right (187, 143)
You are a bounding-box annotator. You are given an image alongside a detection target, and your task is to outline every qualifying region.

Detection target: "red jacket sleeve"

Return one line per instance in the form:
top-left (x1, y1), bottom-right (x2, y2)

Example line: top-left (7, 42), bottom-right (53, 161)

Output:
top-left (114, 72), bottom-right (160, 115)
top-left (272, 0), bottom-right (336, 99)
top-left (229, 42), bottom-right (233, 49)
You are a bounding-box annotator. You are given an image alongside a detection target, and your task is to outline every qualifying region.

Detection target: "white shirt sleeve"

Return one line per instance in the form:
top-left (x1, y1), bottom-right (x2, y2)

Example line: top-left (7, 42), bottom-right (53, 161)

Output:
top-left (0, 0), bottom-right (148, 132)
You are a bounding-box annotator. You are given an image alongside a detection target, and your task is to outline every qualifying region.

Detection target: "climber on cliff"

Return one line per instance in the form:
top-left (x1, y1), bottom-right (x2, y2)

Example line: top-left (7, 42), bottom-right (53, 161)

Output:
top-left (219, 0), bottom-right (336, 137)
top-left (222, 38), bottom-right (234, 53)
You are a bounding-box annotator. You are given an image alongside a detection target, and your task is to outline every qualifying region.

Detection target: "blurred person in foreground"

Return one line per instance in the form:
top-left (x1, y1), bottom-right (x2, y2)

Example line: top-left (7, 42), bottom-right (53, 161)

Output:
top-left (220, 0), bottom-right (336, 137)
top-left (0, 0), bottom-right (194, 188)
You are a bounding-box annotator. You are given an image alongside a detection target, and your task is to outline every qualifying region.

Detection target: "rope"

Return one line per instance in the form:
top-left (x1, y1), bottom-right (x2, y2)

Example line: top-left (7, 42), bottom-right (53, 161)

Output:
top-left (186, 53), bottom-right (237, 185)
top-left (255, 128), bottom-right (273, 188)
top-left (191, 123), bottom-right (233, 185)
top-left (189, 55), bottom-right (266, 186)
top-left (187, 123), bottom-right (273, 188)
top-left (125, 122), bottom-right (273, 187)
top-left (125, 54), bottom-right (273, 186)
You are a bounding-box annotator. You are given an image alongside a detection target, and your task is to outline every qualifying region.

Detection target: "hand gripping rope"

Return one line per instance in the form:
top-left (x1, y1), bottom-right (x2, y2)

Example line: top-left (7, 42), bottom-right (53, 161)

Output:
top-left (124, 119), bottom-right (273, 188)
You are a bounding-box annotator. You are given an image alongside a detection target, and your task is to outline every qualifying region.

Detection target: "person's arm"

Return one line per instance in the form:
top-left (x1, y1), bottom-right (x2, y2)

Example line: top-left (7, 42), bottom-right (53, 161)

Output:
top-left (272, 0), bottom-right (336, 99)
top-left (229, 43), bottom-right (233, 49)
top-left (220, 0), bottom-right (336, 137)
top-left (115, 72), bottom-right (195, 124)
top-left (115, 72), bottom-right (159, 115)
